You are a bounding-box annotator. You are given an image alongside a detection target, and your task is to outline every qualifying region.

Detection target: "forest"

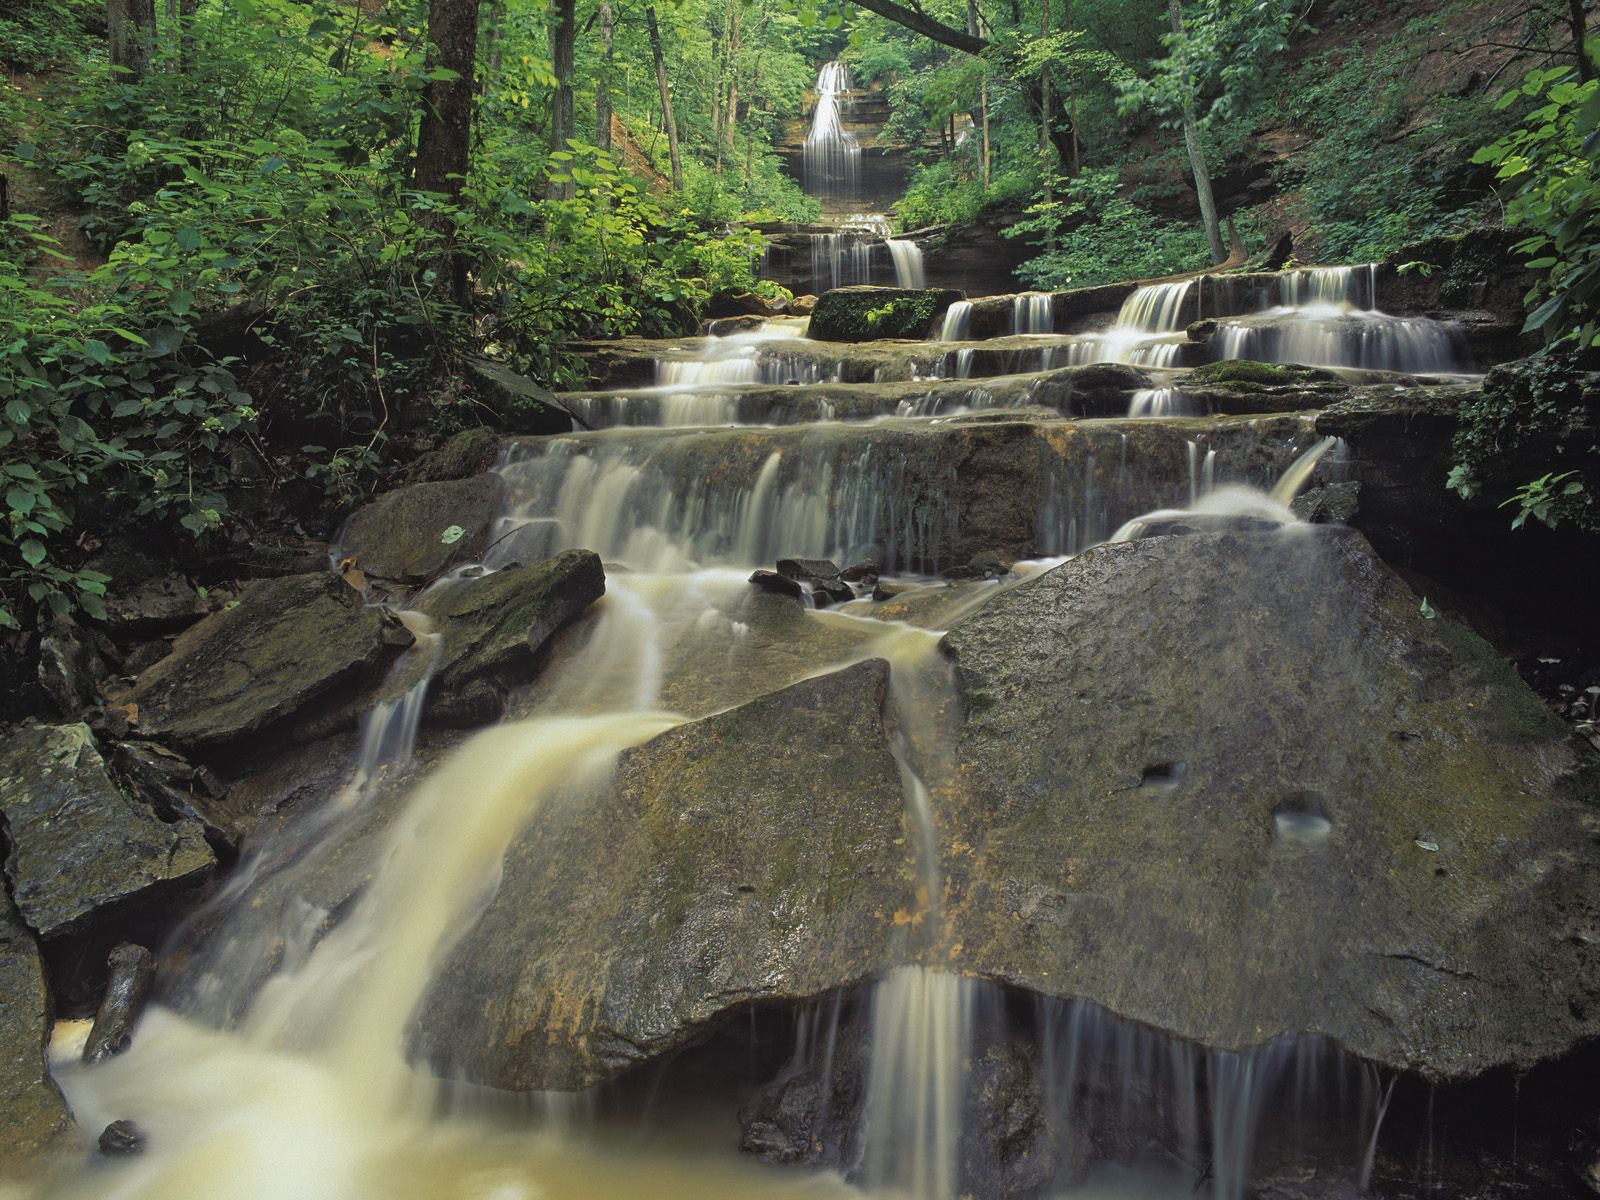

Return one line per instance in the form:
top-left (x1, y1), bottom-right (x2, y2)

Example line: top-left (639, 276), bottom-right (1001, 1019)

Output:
top-left (3, 3), bottom-right (1600, 1199)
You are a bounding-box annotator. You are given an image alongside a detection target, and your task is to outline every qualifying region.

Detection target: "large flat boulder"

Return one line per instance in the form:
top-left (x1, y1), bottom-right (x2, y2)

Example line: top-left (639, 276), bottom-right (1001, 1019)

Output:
top-left (339, 474), bottom-right (502, 585)
top-left (0, 893), bottom-right (77, 1174)
top-left (121, 572), bottom-right (387, 748)
top-left (416, 659), bottom-right (915, 1089)
top-left (938, 527), bottom-right (1600, 1080)
top-left (0, 724), bottom-right (214, 943)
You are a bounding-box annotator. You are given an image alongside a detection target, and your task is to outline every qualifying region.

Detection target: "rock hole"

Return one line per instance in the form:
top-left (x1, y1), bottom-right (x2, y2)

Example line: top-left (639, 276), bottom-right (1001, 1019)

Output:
top-left (1139, 762), bottom-right (1186, 790)
top-left (1273, 793), bottom-right (1332, 842)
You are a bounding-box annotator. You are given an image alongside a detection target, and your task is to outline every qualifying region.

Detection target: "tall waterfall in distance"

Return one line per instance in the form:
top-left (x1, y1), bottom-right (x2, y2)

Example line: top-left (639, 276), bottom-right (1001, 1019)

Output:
top-left (803, 61), bottom-right (859, 199)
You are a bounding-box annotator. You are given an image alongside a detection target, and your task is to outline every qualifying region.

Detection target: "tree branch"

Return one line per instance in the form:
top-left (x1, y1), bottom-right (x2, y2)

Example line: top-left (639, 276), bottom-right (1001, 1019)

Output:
top-left (845, 0), bottom-right (988, 54)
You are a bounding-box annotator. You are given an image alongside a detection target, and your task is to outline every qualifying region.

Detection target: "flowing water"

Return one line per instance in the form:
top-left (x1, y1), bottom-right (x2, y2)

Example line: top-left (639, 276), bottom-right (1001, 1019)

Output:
top-left (804, 62), bottom-right (859, 200)
top-left (29, 229), bottom-right (1490, 1200)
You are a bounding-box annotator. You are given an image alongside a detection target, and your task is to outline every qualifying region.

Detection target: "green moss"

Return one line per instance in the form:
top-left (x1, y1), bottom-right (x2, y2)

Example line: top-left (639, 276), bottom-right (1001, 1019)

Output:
top-left (808, 287), bottom-right (960, 343)
top-left (1189, 360), bottom-right (1335, 387)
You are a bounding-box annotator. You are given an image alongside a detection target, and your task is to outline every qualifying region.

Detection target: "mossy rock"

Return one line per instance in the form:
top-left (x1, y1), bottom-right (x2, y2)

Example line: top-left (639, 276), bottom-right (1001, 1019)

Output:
top-left (340, 474), bottom-right (502, 585)
top-left (808, 286), bottom-right (963, 343)
top-left (1188, 360), bottom-right (1340, 387)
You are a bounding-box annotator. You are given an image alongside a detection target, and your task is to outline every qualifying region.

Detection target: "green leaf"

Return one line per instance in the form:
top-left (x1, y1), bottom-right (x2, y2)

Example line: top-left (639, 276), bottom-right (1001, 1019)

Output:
top-left (6, 486), bottom-right (35, 514)
top-left (20, 539), bottom-right (47, 567)
top-left (169, 289), bottom-right (195, 316)
top-left (1418, 597), bottom-right (1436, 620)
top-left (440, 524), bottom-right (466, 545)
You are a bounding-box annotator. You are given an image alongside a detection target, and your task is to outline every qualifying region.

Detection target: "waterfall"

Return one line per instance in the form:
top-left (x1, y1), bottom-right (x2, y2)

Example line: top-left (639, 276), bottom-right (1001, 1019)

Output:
top-left (1012, 292), bottom-right (1054, 334)
top-left (886, 236), bottom-right (926, 288)
top-left (1117, 280), bottom-right (1195, 332)
top-left (803, 61), bottom-right (859, 199)
top-left (810, 229), bottom-right (877, 291)
top-left (1128, 387), bottom-right (1193, 418)
top-left (937, 300), bottom-right (972, 341)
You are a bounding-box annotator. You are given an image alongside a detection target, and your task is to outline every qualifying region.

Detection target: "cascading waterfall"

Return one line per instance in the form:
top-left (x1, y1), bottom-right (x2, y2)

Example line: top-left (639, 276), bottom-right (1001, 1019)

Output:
top-left (1128, 388), bottom-right (1193, 419)
top-left (808, 215), bottom-right (924, 290)
top-left (1012, 292), bottom-right (1054, 334)
top-left (1213, 264), bottom-right (1463, 373)
top-left (803, 61), bottom-right (860, 199)
top-left (937, 300), bottom-right (972, 342)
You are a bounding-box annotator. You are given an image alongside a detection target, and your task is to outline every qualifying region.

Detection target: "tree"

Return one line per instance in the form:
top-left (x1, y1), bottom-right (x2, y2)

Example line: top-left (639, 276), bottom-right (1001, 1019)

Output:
top-left (646, 5), bottom-right (685, 190)
top-left (414, 0), bottom-right (483, 304)
top-left (595, 0), bottom-right (615, 154)
top-left (1167, 0), bottom-right (1224, 263)
top-left (107, 0), bottom-right (155, 80)
top-left (546, 0), bottom-right (576, 200)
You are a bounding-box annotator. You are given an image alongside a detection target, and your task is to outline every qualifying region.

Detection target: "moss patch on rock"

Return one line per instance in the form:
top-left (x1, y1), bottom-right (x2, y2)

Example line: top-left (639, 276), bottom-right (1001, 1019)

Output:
top-left (808, 286), bottom-right (962, 343)
top-left (1189, 360), bottom-right (1340, 387)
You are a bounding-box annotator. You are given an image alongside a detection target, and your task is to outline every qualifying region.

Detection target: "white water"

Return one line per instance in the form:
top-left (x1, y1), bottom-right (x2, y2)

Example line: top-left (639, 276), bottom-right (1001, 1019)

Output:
top-left (1012, 292), bottom-right (1054, 334)
top-left (803, 62), bottom-right (860, 199)
top-left (937, 300), bottom-right (972, 342)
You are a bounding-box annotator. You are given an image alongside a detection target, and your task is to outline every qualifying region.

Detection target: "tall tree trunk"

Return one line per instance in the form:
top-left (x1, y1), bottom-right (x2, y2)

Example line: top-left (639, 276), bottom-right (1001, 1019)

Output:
top-left (415, 0), bottom-right (482, 306)
top-left (1569, 0), bottom-right (1594, 82)
top-left (1066, 0), bottom-right (1080, 175)
top-left (546, 0), bottom-right (576, 200)
top-left (1039, 0), bottom-right (1055, 252)
top-left (1168, 0), bottom-right (1225, 264)
top-left (107, 0), bottom-right (155, 80)
top-left (647, 6), bottom-right (684, 190)
top-left (595, 0), bottom-right (614, 154)
top-left (967, 0), bottom-right (990, 188)
top-left (724, 0), bottom-right (741, 168)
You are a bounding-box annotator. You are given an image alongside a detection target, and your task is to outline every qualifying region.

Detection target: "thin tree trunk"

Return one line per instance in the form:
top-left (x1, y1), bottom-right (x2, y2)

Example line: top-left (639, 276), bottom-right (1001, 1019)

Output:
top-left (1039, 0), bottom-right (1055, 252)
top-left (595, 0), bottom-right (614, 153)
top-left (967, 0), bottom-right (989, 188)
top-left (1169, 0), bottom-right (1225, 264)
top-left (1066, 0), bottom-right (1080, 174)
top-left (107, 0), bottom-right (155, 80)
top-left (1570, 0), bottom-right (1594, 82)
top-left (546, 0), bottom-right (576, 200)
top-left (415, 0), bottom-right (482, 305)
top-left (724, 0), bottom-right (741, 168)
top-left (647, 6), bottom-right (684, 190)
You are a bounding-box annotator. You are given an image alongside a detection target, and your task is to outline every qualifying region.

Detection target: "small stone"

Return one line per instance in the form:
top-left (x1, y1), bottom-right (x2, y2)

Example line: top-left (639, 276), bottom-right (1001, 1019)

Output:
top-left (98, 1120), bottom-right (145, 1157)
top-left (750, 570), bottom-right (805, 600)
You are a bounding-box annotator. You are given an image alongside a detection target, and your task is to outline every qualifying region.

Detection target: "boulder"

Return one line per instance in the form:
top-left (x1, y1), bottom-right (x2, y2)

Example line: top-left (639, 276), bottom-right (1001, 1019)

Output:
top-left (121, 572), bottom-right (387, 748)
top-left (84, 546), bottom-right (206, 636)
top-left (0, 724), bottom-right (215, 944)
top-left (405, 427), bottom-right (504, 484)
top-left (416, 659), bottom-right (915, 1089)
top-left (417, 548), bottom-right (606, 698)
top-left (1291, 480), bottom-right (1362, 525)
top-left (464, 358), bottom-right (579, 435)
top-left (37, 616), bottom-right (107, 716)
top-left (808, 286), bottom-right (963, 342)
top-left (938, 528), bottom-right (1600, 1080)
top-left (339, 474), bottom-right (502, 585)
top-left (1031, 363), bottom-right (1152, 417)
top-left (0, 893), bottom-right (76, 1173)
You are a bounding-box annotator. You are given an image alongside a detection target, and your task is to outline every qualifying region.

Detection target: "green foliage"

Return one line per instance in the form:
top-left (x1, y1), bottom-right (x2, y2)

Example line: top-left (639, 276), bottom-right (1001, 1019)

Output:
top-left (1010, 169), bottom-right (1210, 289)
top-left (1450, 352), bottom-right (1600, 534)
top-left (0, 210), bottom-right (256, 628)
top-left (1474, 69), bottom-right (1600, 348)
top-left (1284, 5), bottom-right (1500, 262)
top-left (0, 0), bottom-right (98, 70)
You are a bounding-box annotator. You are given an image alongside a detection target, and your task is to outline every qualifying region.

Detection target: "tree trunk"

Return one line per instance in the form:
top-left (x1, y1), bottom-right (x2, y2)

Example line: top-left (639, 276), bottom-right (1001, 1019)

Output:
top-left (1570, 0), bottom-right (1594, 82)
top-left (1169, 0), bottom-right (1225, 264)
top-left (107, 0), bottom-right (155, 80)
top-left (647, 6), bottom-right (684, 190)
top-left (1039, 0), bottom-right (1055, 251)
top-left (1066, 0), bottom-right (1081, 175)
top-left (724, 0), bottom-right (741, 167)
top-left (546, 0), bottom-right (576, 200)
top-left (415, 0), bottom-right (482, 305)
top-left (968, 0), bottom-right (991, 188)
top-left (595, 0), bottom-right (614, 154)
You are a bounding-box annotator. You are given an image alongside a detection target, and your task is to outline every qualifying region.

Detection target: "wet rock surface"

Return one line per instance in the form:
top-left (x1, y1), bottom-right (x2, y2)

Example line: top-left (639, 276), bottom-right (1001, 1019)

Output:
top-left (120, 572), bottom-right (387, 749)
top-left (339, 474), bottom-right (501, 585)
top-left (0, 892), bottom-right (76, 1173)
top-left (417, 659), bottom-right (915, 1089)
top-left (416, 548), bottom-right (606, 699)
top-left (940, 527), bottom-right (1600, 1079)
top-left (83, 943), bottom-right (156, 1063)
top-left (0, 724), bottom-right (214, 945)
